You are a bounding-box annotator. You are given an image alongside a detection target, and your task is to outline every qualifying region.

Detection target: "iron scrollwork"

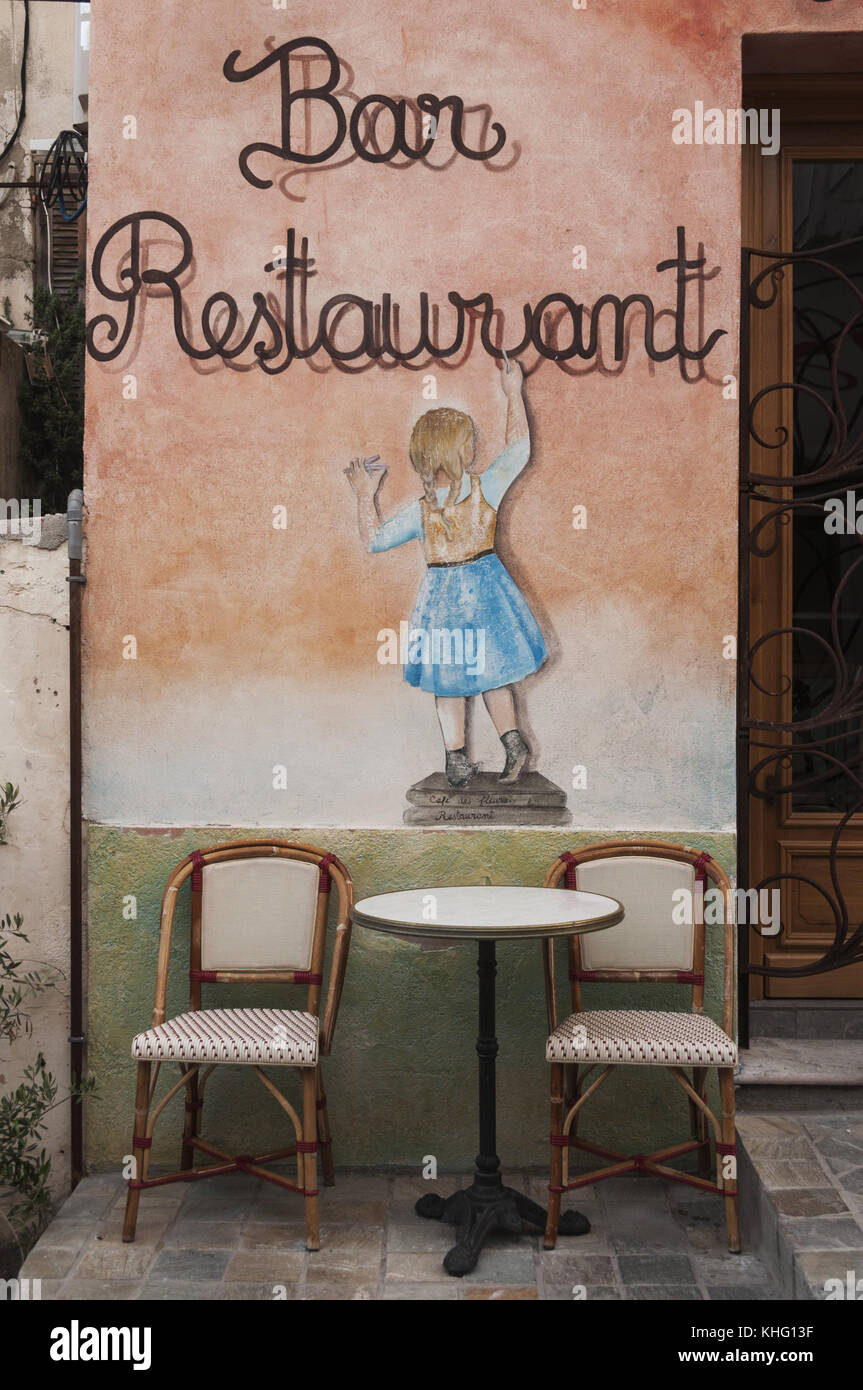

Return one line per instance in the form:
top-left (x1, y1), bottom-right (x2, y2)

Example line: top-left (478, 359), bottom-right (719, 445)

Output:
top-left (739, 232), bottom-right (863, 982)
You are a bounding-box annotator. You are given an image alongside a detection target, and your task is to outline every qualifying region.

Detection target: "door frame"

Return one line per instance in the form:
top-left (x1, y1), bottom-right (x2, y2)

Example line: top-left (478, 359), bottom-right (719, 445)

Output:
top-left (739, 72), bottom-right (863, 1033)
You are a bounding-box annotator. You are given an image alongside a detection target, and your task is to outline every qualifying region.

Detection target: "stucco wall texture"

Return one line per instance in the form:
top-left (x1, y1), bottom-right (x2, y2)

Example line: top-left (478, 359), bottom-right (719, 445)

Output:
top-left (81, 1), bottom-right (863, 1168)
top-left (0, 0), bottom-right (78, 329)
top-left (0, 531), bottom-right (72, 1198)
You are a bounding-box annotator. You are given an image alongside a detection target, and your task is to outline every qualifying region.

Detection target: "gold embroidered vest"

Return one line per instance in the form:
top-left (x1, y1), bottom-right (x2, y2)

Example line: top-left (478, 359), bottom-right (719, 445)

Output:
top-left (421, 476), bottom-right (497, 566)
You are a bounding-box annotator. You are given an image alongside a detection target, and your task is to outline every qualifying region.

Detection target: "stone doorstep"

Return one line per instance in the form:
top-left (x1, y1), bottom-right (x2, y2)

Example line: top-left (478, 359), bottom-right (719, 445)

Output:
top-left (748, 1001), bottom-right (863, 1042)
top-left (735, 1039), bottom-right (863, 1087)
top-left (737, 1112), bottom-right (863, 1300)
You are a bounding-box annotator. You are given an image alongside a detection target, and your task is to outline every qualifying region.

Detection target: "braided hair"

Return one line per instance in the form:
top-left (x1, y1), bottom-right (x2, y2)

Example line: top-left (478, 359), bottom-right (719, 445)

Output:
top-left (409, 408), bottom-right (475, 535)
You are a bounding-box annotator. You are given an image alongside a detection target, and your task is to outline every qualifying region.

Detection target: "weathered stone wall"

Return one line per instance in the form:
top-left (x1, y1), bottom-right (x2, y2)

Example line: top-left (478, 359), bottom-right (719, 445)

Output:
top-left (0, 519), bottom-right (72, 1202)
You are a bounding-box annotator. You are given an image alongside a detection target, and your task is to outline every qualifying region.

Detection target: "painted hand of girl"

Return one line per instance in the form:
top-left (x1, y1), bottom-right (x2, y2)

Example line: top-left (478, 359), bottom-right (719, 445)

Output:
top-left (499, 356), bottom-right (523, 396)
top-left (344, 457), bottom-right (388, 496)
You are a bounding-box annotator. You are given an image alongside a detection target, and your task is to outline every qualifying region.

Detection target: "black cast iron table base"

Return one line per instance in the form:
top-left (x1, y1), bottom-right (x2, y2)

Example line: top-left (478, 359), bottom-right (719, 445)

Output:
top-left (415, 938), bottom-right (591, 1277)
top-left (416, 1167), bottom-right (589, 1277)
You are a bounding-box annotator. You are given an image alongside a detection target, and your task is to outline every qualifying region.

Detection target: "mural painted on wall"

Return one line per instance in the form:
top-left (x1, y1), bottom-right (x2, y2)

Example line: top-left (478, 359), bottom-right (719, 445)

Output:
top-left (83, 6), bottom-right (741, 832)
top-left (345, 361), bottom-right (570, 823)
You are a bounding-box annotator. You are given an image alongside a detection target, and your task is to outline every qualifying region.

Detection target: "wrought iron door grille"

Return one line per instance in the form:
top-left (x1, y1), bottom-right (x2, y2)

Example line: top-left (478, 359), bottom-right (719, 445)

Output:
top-left (738, 228), bottom-right (863, 1004)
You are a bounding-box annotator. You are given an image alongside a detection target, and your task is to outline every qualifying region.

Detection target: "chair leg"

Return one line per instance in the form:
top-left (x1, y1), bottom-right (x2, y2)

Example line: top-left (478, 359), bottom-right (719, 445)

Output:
top-left (565, 1063), bottom-right (581, 1138)
top-left (302, 1069), bottom-right (320, 1251)
top-left (123, 1060), bottom-right (152, 1243)
top-left (544, 1062), bottom-right (564, 1250)
top-left (316, 1069), bottom-right (335, 1187)
top-left (719, 1067), bottom-right (741, 1253)
top-left (692, 1067), bottom-right (710, 1177)
top-left (180, 1067), bottom-right (200, 1172)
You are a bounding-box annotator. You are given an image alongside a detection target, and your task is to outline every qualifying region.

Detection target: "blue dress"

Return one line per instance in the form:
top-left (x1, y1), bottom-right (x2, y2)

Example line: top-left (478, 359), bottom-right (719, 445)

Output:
top-left (370, 437), bottom-right (547, 697)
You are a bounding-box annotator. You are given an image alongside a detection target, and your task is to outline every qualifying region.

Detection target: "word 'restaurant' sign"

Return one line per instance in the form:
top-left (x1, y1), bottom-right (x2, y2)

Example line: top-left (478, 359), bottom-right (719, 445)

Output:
top-left (86, 38), bottom-right (726, 375)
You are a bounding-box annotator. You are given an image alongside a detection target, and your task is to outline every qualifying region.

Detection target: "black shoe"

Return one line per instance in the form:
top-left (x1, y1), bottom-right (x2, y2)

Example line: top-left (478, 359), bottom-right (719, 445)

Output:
top-left (445, 747), bottom-right (477, 789)
top-left (499, 729), bottom-right (529, 784)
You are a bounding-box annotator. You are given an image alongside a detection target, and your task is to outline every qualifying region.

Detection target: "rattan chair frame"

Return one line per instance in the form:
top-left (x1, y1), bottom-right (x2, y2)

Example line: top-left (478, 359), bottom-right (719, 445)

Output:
top-left (122, 838), bottom-right (353, 1251)
top-left (541, 838), bottom-right (740, 1253)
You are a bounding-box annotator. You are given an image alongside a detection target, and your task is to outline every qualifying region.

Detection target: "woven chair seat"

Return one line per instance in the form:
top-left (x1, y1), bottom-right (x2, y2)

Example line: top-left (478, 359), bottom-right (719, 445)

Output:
top-left (132, 1007), bottom-right (319, 1067)
top-left (546, 1009), bottom-right (737, 1067)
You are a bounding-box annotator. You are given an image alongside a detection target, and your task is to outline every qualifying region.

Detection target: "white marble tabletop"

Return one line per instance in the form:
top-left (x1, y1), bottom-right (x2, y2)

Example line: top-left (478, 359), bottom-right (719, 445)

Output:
top-left (352, 885), bottom-right (624, 941)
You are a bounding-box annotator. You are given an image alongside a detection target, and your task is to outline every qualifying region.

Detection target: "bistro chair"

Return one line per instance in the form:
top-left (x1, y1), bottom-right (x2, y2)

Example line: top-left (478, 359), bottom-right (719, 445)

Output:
top-left (122, 839), bottom-right (353, 1250)
top-left (541, 839), bottom-right (740, 1252)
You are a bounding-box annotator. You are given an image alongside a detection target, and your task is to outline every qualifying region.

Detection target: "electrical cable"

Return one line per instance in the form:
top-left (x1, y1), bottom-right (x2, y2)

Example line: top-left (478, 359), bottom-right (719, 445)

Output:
top-left (38, 130), bottom-right (88, 222)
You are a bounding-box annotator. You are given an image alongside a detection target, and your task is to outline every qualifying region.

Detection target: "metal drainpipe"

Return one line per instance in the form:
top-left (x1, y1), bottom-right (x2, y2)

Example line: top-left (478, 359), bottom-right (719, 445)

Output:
top-left (67, 489), bottom-right (85, 1186)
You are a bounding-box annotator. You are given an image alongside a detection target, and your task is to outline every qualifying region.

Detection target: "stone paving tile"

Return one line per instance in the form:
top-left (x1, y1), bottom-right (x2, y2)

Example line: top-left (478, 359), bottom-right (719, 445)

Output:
top-left (74, 1240), bottom-right (159, 1282)
top-left (706, 1285), bottom-right (783, 1301)
top-left (57, 1279), bottom-right (140, 1300)
top-left (109, 1193), bottom-right (186, 1214)
top-left (756, 1160), bottom-right (834, 1190)
top-left (29, 1220), bottom-right (94, 1251)
top-left (164, 1220), bottom-right (244, 1248)
top-left (182, 1176), bottom-right (265, 1200)
top-left (137, 1280), bottom-right (224, 1301)
top-left (72, 1171), bottom-right (124, 1190)
top-left (666, 1205), bottom-right (730, 1252)
top-left (162, 1196), bottom-right (255, 1222)
top-left (225, 1250), bottom-right (304, 1283)
top-left (807, 1135), bottom-right (863, 1173)
top-left (314, 1226), bottom-right (384, 1255)
top-left (625, 1285), bottom-right (703, 1300)
top-left (617, 1253), bottom-right (694, 1285)
top-left (49, 1190), bottom-right (117, 1222)
top-left (22, 1246), bottom-right (87, 1279)
top-left (736, 1116), bottom-right (803, 1138)
top-left (793, 1249), bottom-right (863, 1299)
top-left (462, 1286), bottom-right (538, 1299)
top-left (381, 1280), bottom-right (459, 1300)
top-left (385, 1251), bottom-right (458, 1282)
top-left (386, 1221), bottom-right (455, 1252)
top-left (306, 1172), bottom-right (389, 1199)
top-left (304, 1251), bottom-right (381, 1286)
top-left (461, 1249), bottom-right (538, 1285)
top-left (607, 1206), bottom-right (690, 1252)
top-left (538, 1253), bottom-right (617, 1285)
top-left (298, 1283), bottom-right (377, 1300)
top-left (19, 1164), bottom-right (807, 1301)
top-left (25, 1278), bottom-right (63, 1299)
top-left (779, 1216), bottom-right (863, 1251)
top-left (543, 1284), bottom-right (623, 1300)
top-left (314, 1199), bottom-right (388, 1226)
top-left (740, 1138), bottom-right (816, 1160)
top-left (549, 1218), bottom-right (611, 1252)
top-left (221, 1282), bottom-right (297, 1300)
top-left (148, 1248), bottom-right (232, 1281)
top-left (391, 1174), bottom-right (460, 1201)
top-left (239, 1222), bottom-right (307, 1250)
top-left (97, 1212), bottom-right (173, 1244)
top-left (840, 1168), bottom-right (863, 1197)
top-left (690, 1251), bottom-right (775, 1285)
top-left (770, 1188), bottom-right (849, 1218)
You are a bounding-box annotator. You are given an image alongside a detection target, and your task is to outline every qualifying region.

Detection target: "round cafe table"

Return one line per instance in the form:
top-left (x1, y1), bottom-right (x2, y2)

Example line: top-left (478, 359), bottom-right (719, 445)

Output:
top-left (351, 885), bottom-right (624, 1276)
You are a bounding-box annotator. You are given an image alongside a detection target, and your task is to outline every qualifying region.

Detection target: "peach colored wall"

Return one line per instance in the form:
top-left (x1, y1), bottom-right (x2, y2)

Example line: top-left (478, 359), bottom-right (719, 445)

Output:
top-left (82, 0), bottom-right (863, 830)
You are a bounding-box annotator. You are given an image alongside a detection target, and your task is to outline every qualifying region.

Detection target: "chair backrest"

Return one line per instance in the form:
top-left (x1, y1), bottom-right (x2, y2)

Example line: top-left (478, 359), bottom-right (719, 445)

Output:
top-left (543, 839), bottom-right (733, 1035)
top-left (152, 839), bottom-right (354, 1054)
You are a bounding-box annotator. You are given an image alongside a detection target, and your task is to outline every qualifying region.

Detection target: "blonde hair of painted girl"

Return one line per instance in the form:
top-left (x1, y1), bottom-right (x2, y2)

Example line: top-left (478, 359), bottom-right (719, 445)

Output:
top-left (409, 408), bottom-right (475, 535)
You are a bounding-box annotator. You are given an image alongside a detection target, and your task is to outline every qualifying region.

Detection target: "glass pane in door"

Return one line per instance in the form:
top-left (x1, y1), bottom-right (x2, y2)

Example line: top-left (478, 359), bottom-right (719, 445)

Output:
top-left (791, 160), bottom-right (863, 812)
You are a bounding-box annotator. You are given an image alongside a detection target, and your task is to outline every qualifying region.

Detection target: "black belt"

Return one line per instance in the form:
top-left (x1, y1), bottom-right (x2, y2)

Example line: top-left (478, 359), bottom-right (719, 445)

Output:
top-left (427, 548), bottom-right (495, 570)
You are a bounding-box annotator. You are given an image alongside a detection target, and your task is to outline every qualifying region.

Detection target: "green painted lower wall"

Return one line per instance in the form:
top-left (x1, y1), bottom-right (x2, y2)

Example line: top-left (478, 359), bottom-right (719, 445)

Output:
top-left (85, 826), bottom-right (735, 1175)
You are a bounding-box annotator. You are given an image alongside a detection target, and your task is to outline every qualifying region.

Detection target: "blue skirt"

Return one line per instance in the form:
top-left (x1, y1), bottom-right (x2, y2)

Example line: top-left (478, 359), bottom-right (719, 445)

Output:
top-left (404, 552), bottom-right (547, 697)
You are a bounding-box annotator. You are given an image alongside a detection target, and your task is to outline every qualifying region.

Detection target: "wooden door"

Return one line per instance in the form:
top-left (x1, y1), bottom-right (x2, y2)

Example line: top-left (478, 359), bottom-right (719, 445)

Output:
top-left (742, 77), bottom-right (863, 998)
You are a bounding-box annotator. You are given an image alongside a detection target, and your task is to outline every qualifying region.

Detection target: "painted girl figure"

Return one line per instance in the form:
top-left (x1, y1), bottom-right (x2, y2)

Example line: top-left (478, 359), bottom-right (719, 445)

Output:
top-left (345, 362), bottom-right (546, 789)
